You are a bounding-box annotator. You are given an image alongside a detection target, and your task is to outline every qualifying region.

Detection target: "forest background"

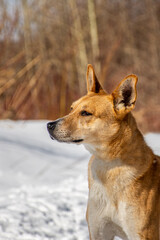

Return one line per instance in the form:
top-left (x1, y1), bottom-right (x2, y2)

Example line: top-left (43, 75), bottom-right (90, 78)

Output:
top-left (0, 0), bottom-right (160, 132)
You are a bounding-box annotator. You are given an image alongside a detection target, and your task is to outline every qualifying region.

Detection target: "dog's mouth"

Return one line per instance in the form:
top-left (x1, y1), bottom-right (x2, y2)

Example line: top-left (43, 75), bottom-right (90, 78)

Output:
top-left (72, 139), bottom-right (84, 143)
top-left (49, 134), bottom-right (83, 143)
top-left (48, 134), bottom-right (55, 140)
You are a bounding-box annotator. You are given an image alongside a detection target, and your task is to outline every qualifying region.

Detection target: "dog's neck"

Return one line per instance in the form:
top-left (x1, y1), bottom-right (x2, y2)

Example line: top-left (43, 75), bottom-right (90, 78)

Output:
top-left (84, 113), bottom-right (154, 179)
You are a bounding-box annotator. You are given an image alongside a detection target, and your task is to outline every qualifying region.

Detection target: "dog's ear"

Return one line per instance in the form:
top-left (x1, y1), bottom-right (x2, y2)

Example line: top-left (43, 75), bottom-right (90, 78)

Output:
top-left (86, 64), bottom-right (103, 93)
top-left (112, 74), bottom-right (138, 118)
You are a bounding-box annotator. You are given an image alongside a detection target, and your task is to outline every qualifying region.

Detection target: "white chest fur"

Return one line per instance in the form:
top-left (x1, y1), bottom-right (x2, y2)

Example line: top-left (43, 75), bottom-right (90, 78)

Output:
top-left (88, 179), bottom-right (128, 240)
top-left (89, 177), bottom-right (120, 226)
top-left (87, 158), bottom-right (138, 240)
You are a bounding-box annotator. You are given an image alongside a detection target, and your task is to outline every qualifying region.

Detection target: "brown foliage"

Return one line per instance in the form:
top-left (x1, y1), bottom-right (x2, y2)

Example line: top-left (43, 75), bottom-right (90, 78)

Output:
top-left (0, 0), bottom-right (160, 132)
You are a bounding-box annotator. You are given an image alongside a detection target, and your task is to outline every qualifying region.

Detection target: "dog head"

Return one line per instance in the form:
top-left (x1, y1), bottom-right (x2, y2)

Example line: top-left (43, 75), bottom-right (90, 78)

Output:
top-left (47, 65), bottom-right (138, 149)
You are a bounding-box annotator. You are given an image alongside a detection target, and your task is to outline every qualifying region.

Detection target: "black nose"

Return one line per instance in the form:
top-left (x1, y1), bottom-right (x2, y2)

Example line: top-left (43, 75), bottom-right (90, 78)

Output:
top-left (47, 121), bottom-right (57, 131)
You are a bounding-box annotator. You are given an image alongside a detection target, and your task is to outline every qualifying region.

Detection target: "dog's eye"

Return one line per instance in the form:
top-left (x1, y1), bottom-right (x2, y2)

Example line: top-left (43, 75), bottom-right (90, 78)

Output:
top-left (81, 110), bottom-right (92, 116)
top-left (70, 107), bottom-right (73, 111)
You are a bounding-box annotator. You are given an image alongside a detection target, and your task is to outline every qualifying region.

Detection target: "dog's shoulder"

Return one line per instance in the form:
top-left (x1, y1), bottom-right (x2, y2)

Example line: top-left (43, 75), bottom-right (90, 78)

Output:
top-left (149, 155), bottom-right (160, 186)
top-left (154, 155), bottom-right (160, 189)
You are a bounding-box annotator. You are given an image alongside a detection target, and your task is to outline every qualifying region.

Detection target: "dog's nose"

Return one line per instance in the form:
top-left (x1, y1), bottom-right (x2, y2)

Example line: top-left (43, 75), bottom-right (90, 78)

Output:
top-left (47, 121), bottom-right (57, 131)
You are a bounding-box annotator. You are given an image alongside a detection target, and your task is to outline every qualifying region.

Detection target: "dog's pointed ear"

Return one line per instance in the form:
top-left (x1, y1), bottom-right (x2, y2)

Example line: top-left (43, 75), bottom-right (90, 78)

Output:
top-left (112, 74), bottom-right (138, 118)
top-left (86, 64), bottom-right (103, 93)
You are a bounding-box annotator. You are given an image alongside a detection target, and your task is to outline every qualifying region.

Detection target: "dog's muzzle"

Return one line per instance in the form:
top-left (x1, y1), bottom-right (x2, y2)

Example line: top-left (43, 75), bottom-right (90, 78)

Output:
top-left (47, 121), bottom-right (57, 131)
top-left (47, 120), bottom-right (59, 139)
top-left (47, 119), bottom-right (84, 143)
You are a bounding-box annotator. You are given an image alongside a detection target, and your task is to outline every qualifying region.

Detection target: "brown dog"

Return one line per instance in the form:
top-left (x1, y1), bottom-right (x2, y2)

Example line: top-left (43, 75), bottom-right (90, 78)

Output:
top-left (47, 65), bottom-right (160, 240)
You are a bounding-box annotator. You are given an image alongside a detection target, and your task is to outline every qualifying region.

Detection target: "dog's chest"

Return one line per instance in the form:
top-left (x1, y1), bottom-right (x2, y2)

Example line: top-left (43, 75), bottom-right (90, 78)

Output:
top-left (88, 159), bottom-right (139, 240)
top-left (88, 179), bottom-right (131, 240)
top-left (89, 178), bottom-right (119, 223)
top-left (89, 159), bottom-right (122, 223)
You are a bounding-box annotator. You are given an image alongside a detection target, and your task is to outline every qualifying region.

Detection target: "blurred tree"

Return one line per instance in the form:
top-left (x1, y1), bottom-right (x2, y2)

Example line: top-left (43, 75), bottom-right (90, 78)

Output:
top-left (0, 0), bottom-right (160, 132)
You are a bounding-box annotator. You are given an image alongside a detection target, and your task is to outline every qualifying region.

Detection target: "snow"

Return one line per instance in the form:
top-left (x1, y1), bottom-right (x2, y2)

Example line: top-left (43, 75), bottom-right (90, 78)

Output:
top-left (0, 120), bottom-right (159, 240)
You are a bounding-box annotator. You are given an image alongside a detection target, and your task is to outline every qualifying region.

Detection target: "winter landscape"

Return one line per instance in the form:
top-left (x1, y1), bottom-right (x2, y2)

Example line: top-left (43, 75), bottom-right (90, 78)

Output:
top-left (0, 120), bottom-right (159, 240)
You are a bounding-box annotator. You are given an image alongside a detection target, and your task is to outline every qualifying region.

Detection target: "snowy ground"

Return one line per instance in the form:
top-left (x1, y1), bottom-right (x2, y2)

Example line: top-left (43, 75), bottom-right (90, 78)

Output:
top-left (0, 120), bottom-right (159, 240)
